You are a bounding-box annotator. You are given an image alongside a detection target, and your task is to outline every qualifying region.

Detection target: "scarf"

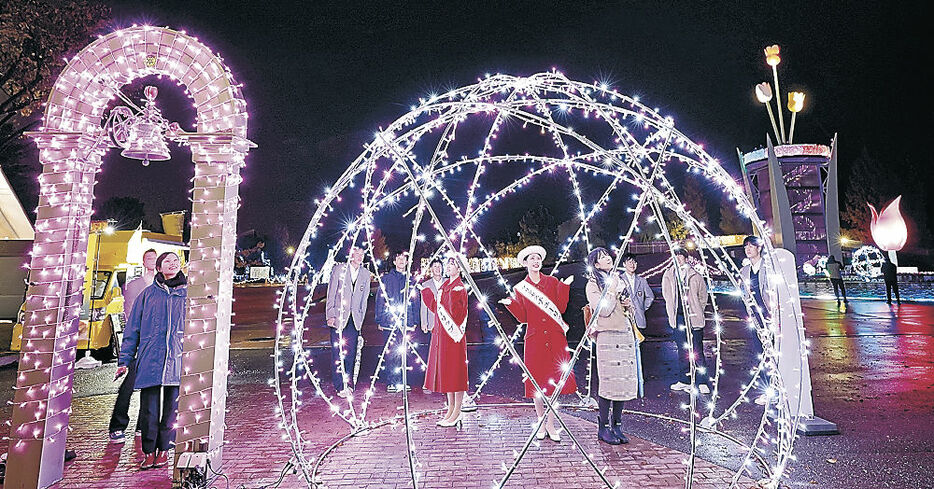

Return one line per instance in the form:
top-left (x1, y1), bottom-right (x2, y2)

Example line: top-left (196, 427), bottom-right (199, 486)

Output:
top-left (156, 271), bottom-right (188, 288)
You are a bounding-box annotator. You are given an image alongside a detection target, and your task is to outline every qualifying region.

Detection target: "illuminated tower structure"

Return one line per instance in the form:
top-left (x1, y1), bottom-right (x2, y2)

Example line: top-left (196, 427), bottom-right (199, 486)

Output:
top-left (738, 138), bottom-right (842, 271)
top-left (744, 45), bottom-right (842, 273)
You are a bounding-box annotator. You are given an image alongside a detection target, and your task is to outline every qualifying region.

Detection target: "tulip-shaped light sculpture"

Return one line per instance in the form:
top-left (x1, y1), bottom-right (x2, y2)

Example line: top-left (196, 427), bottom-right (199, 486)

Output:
top-left (756, 82), bottom-right (782, 142)
top-left (764, 44), bottom-right (785, 143)
top-left (869, 195), bottom-right (908, 265)
top-left (787, 91), bottom-right (805, 144)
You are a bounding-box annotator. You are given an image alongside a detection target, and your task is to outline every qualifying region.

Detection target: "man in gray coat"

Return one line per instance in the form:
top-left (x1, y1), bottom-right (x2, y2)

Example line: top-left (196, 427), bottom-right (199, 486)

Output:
top-left (619, 253), bottom-right (654, 329)
top-left (661, 248), bottom-right (710, 394)
top-left (326, 246), bottom-right (372, 397)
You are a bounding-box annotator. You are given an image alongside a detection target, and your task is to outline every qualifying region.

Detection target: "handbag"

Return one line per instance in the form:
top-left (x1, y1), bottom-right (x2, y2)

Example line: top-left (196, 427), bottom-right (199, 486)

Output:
top-left (631, 318), bottom-right (645, 344)
top-left (582, 304), bottom-right (593, 327)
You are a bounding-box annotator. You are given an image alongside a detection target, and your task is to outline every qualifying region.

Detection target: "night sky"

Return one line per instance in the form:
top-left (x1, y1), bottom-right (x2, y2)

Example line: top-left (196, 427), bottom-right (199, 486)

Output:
top-left (96, 1), bottom-right (930, 256)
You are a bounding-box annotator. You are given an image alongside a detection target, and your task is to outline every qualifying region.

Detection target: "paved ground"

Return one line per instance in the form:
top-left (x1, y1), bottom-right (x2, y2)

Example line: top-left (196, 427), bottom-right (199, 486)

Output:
top-left (0, 385), bottom-right (757, 489)
top-left (0, 273), bottom-right (931, 488)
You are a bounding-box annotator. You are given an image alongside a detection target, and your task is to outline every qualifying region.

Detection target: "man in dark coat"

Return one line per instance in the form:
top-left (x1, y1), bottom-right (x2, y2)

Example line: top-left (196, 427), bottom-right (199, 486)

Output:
top-left (826, 255), bottom-right (848, 304)
top-left (375, 251), bottom-right (421, 392)
top-left (881, 257), bottom-right (900, 305)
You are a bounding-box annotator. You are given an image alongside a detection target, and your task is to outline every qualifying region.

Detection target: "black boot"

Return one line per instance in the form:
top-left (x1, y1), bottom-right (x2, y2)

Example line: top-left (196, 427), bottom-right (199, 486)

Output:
top-left (598, 421), bottom-right (621, 445)
top-left (597, 397), bottom-right (621, 444)
top-left (611, 401), bottom-right (630, 444)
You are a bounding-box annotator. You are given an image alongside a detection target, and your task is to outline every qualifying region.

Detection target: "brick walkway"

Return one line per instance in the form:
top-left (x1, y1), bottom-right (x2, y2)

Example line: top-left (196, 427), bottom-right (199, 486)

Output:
top-left (314, 403), bottom-right (751, 489)
top-left (0, 383), bottom-right (757, 489)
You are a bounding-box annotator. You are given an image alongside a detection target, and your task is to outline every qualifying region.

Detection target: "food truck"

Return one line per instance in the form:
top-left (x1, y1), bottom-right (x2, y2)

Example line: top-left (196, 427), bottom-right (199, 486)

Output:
top-left (10, 212), bottom-right (188, 360)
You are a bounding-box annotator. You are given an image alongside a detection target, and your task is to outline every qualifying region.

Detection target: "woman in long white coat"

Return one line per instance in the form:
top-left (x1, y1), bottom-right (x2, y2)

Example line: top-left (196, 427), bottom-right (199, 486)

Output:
top-left (585, 248), bottom-right (642, 445)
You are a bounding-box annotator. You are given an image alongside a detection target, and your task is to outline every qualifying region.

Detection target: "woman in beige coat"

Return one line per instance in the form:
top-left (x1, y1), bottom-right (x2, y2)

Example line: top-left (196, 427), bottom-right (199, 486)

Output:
top-left (585, 248), bottom-right (642, 445)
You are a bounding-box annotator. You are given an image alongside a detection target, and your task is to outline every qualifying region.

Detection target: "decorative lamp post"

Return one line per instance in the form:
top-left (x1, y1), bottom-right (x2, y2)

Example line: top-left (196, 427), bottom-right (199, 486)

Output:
top-left (743, 44), bottom-right (840, 271)
top-left (754, 46), bottom-right (807, 146)
top-left (869, 195), bottom-right (908, 265)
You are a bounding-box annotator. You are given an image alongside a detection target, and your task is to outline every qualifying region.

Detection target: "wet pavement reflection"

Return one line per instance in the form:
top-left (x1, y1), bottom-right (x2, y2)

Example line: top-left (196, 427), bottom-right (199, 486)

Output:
top-left (0, 273), bottom-right (931, 488)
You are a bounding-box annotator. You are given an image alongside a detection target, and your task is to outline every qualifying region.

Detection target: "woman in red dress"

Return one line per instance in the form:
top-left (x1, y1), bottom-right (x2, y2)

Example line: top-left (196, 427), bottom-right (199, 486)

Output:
top-left (501, 245), bottom-right (576, 442)
top-left (421, 255), bottom-right (469, 428)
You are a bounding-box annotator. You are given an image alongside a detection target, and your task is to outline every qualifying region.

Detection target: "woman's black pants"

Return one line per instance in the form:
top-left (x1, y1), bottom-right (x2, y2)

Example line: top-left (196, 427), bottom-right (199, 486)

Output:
top-left (139, 384), bottom-right (179, 454)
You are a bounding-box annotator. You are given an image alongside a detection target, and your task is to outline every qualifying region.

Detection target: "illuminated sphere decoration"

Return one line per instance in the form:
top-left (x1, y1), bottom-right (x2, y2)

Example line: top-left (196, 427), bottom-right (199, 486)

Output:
top-left (274, 72), bottom-right (810, 488)
top-left (851, 245), bottom-right (886, 281)
top-left (802, 255), bottom-right (828, 277)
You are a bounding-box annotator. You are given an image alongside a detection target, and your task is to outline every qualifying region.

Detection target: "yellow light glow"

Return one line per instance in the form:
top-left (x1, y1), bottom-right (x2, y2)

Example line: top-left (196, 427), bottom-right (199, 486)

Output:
top-left (787, 92), bottom-right (805, 113)
top-left (764, 45), bottom-right (781, 66)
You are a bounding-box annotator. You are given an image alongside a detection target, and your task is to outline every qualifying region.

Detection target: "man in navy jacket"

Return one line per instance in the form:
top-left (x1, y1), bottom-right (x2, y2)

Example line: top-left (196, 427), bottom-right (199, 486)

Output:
top-left (375, 251), bottom-right (421, 392)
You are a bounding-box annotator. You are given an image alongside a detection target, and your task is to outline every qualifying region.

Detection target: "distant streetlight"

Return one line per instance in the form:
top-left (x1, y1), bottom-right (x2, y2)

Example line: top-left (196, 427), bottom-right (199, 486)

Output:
top-left (285, 246), bottom-right (295, 255)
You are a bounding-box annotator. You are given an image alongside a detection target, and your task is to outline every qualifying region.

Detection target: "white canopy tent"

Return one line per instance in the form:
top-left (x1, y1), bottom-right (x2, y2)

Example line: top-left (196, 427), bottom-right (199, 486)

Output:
top-left (0, 165), bottom-right (33, 240)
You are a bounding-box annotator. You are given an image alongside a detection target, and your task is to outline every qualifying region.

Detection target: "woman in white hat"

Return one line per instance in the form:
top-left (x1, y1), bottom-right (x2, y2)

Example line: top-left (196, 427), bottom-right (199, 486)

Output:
top-left (421, 254), bottom-right (470, 428)
top-left (500, 245), bottom-right (576, 442)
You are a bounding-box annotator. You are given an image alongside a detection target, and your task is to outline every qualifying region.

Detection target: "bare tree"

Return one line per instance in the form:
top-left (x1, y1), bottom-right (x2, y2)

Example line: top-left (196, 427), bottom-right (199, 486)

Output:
top-left (0, 1), bottom-right (111, 150)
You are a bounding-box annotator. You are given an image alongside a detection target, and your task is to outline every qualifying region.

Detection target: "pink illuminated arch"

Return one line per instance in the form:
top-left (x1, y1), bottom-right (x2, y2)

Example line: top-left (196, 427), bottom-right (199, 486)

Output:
top-left (6, 25), bottom-right (252, 488)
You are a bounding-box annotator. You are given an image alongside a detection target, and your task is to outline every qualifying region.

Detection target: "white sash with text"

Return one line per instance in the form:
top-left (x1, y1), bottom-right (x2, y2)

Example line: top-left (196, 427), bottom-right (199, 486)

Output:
top-left (514, 280), bottom-right (569, 333)
top-left (437, 287), bottom-right (466, 343)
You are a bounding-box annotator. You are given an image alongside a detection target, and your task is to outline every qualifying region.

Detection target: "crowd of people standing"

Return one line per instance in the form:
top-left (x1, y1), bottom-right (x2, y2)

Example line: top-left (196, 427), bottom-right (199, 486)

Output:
top-left (106, 232), bottom-right (883, 472)
top-left (322, 240), bottom-right (756, 446)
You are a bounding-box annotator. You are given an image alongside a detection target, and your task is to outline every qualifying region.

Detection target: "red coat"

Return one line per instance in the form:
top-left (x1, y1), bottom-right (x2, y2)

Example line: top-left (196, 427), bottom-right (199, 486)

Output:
top-left (506, 275), bottom-right (577, 397)
top-left (421, 277), bottom-right (469, 393)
